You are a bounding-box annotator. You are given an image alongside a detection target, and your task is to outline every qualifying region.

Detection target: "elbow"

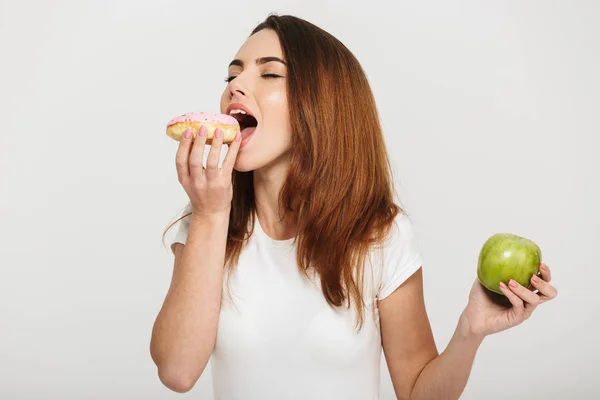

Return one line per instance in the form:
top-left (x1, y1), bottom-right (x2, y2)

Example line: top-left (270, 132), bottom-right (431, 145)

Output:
top-left (157, 366), bottom-right (199, 393)
top-left (150, 335), bottom-right (201, 392)
top-left (149, 330), bottom-right (209, 393)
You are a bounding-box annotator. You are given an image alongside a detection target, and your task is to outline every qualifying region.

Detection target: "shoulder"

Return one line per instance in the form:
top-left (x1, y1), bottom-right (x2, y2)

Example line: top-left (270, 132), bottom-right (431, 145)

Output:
top-left (386, 211), bottom-right (417, 242)
top-left (376, 211), bottom-right (424, 300)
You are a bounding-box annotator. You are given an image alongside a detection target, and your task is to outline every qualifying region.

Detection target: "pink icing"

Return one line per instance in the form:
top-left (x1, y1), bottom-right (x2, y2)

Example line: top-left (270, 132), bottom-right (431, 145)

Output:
top-left (167, 112), bottom-right (238, 126)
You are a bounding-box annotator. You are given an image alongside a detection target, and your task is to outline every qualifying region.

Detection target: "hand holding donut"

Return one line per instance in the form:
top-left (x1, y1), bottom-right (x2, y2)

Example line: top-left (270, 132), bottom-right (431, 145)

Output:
top-left (170, 112), bottom-right (242, 217)
top-left (166, 112), bottom-right (240, 144)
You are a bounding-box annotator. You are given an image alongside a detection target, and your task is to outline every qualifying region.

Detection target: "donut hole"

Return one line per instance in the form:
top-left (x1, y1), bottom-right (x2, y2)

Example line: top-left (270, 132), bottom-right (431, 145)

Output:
top-left (233, 113), bottom-right (257, 130)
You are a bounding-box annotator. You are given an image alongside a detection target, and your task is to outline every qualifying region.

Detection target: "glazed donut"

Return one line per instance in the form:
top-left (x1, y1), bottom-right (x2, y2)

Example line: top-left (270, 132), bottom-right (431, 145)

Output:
top-left (166, 112), bottom-right (240, 144)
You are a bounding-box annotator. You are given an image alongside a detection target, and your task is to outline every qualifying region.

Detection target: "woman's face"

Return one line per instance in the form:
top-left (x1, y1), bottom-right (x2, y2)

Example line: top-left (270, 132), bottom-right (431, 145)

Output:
top-left (220, 29), bottom-right (292, 172)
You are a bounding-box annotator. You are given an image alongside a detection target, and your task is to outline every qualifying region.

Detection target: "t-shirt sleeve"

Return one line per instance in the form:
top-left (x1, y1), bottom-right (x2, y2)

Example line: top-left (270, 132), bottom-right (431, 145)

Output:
top-left (167, 203), bottom-right (193, 255)
top-left (377, 212), bottom-right (424, 300)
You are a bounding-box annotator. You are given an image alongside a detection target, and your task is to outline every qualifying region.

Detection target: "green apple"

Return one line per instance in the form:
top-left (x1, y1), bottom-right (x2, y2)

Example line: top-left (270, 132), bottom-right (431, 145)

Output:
top-left (477, 233), bottom-right (541, 295)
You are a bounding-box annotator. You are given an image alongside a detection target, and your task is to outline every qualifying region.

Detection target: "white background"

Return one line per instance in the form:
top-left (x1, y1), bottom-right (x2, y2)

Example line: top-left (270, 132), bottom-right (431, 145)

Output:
top-left (1, 0), bottom-right (598, 399)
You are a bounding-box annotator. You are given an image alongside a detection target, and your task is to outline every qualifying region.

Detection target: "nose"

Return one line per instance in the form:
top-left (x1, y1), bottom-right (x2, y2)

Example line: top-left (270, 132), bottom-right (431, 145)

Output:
top-left (229, 81), bottom-right (247, 99)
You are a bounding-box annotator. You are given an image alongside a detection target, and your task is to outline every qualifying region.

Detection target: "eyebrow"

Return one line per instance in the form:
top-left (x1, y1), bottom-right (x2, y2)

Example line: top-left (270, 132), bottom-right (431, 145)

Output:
top-left (228, 57), bottom-right (287, 68)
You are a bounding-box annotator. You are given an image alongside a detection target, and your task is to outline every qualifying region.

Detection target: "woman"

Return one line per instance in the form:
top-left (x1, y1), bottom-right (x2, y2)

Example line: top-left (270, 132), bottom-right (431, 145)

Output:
top-left (151, 14), bottom-right (557, 399)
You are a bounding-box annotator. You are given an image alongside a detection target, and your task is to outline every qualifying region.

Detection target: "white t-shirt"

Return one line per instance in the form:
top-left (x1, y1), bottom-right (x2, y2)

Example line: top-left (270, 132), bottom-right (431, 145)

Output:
top-left (168, 205), bottom-right (423, 400)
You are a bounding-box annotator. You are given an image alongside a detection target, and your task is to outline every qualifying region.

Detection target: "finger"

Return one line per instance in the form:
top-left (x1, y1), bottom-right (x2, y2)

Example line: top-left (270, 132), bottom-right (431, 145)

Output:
top-left (539, 263), bottom-right (552, 283)
top-left (189, 125), bottom-right (208, 177)
top-left (222, 130), bottom-right (242, 175)
top-left (206, 128), bottom-right (223, 172)
top-left (498, 281), bottom-right (526, 322)
top-left (508, 279), bottom-right (540, 318)
top-left (175, 128), bottom-right (193, 182)
top-left (530, 274), bottom-right (558, 302)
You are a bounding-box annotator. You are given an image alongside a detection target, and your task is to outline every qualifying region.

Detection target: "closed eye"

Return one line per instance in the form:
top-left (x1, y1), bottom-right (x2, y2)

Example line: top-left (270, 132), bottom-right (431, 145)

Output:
top-left (224, 74), bottom-right (283, 83)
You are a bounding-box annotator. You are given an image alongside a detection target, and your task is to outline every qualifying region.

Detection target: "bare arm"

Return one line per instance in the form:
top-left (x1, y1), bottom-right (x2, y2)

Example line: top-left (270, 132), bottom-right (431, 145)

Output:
top-left (408, 316), bottom-right (483, 400)
top-left (150, 212), bottom-right (229, 393)
top-left (378, 267), bottom-right (484, 400)
top-left (378, 267), bottom-right (439, 400)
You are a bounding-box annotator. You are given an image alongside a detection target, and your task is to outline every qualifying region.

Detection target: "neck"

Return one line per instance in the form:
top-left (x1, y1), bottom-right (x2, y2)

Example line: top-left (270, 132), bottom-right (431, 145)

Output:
top-left (253, 160), bottom-right (297, 241)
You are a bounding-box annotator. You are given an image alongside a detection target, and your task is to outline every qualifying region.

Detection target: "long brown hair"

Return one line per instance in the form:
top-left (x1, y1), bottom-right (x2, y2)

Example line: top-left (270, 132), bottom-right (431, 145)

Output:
top-left (163, 14), bottom-right (403, 330)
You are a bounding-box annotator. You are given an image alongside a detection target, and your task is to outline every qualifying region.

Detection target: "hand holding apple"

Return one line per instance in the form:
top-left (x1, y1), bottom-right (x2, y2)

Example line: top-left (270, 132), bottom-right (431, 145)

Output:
top-left (477, 233), bottom-right (541, 295)
top-left (458, 233), bottom-right (558, 340)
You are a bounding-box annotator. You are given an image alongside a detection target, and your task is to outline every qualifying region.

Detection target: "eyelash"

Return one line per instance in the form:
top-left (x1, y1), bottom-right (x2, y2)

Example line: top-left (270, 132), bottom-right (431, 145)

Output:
top-left (224, 74), bottom-right (282, 83)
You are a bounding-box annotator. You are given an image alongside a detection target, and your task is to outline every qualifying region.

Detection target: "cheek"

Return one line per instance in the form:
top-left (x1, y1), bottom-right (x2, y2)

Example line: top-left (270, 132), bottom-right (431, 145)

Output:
top-left (262, 90), bottom-right (289, 127)
top-left (219, 91), bottom-right (229, 114)
top-left (264, 88), bottom-right (287, 110)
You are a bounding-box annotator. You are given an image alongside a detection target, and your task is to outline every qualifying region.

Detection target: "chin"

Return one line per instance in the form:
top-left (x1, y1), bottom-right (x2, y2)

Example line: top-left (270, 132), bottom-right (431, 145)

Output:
top-left (233, 164), bottom-right (254, 173)
top-left (233, 156), bottom-right (260, 173)
top-left (232, 136), bottom-right (291, 173)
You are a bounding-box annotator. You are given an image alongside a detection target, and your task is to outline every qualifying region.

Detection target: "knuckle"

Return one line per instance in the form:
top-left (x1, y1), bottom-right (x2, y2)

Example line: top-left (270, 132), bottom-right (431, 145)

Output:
top-left (210, 181), bottom-right (227, 191)
top-left (189, 158), bottom-right (202, 168)
top-left (206, 179), bottom-right (220, 188)
top-left (191, 176), bottom-right (205, 186)
top-left (514, 304), bottom-right (524, 314)
top-left (190, 180), bottom-right (205, 191)
top-left (513, 303), bottom-right (525, 315)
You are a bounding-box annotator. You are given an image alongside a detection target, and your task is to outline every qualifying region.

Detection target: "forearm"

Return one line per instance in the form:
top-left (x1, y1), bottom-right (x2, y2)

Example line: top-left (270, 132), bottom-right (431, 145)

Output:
top-left (410, 314), bottom-right (484, 400)
top-left (151, 213), bottom-right (229, 389)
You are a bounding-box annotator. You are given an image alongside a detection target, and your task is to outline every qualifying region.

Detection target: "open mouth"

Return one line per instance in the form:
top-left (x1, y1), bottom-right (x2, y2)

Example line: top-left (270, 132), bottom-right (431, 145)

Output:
top-left (229, 110), bottom-right (258, 131)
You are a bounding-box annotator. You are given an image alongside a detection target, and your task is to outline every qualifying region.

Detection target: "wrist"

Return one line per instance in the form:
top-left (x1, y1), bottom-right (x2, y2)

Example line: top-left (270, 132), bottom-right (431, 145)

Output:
top-left (191, 210), bottom-right (230, 224)
top-left (457, 311), bottom-right (486, 345)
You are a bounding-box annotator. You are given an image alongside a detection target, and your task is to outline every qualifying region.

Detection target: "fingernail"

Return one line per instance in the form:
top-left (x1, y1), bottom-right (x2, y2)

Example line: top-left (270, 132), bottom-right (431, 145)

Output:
top-left (540, 264), bottom-right (548, 270)
top-left (184, 128), bottom-right (191, 139)
top-left (215, 128), bottom-right (222, 138)
top-left (499, 282), bottom-right (507, 290)
top-left (199, 125), bottom-right (206, 136)
top-left (509, 279), bottom-right (518, 288)
top-left (532, 275), bottom-right (540, 283)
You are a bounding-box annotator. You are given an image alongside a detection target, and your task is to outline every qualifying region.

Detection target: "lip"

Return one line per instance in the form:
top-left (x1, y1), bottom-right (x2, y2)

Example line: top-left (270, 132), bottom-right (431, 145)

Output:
top-left (226, 103), bottom-right (257, 119)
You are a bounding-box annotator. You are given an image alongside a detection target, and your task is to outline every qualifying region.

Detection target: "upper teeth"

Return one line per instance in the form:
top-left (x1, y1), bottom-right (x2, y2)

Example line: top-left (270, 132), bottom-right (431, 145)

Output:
top-left (229, 109), bottom-right (247, 115)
